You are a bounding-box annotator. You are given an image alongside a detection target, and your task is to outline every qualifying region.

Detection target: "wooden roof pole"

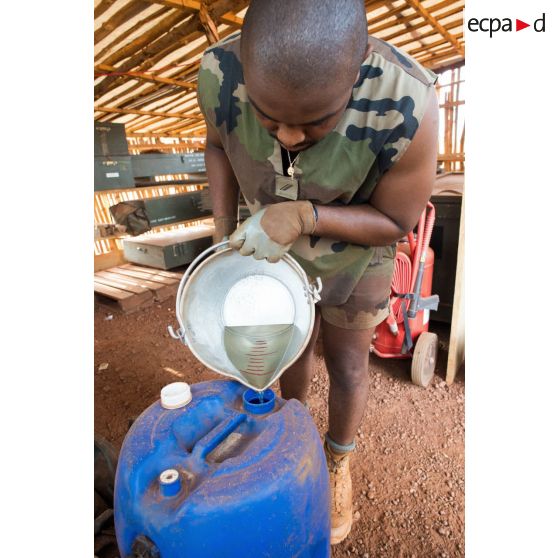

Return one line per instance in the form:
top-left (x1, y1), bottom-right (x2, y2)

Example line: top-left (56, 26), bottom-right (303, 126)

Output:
top-left (94, 105), bottom-right (199, 120)
top-left (95, 0), bottom-right (248, 101)
top-left (94, 16), bottom-right (202, 100)
top-left (403, 0), bottom-right (464, 57)
top-left (199, 0), bottom-right (220, 44)
top-left (385, 1), bottom-right (429, 49)
top-left (408, 32), bottom-right (463, 57)
top-left (95, 63), bottom-right (197, 90)
top-left (385, 10), bottom-right (462, 46)
top-left (95, 1), bottom-right (152, 44)
top-left (95, 6), bottom-right (170, 63)
top-left (145, 0), bottom-right (244, 26)
top-left (122, 97), bottom-right (200, 131)
top-left (99, 10), bottom-right (188, 68)
top-left (126, 131), bottom-right (206, 138)
top-left (94, 0), bottom-right (119, 19)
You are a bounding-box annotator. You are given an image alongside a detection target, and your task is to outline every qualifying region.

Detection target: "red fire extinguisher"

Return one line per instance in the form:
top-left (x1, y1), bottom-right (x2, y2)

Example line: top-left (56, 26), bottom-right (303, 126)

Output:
top-left (371, 202), bottom-right (440, 387)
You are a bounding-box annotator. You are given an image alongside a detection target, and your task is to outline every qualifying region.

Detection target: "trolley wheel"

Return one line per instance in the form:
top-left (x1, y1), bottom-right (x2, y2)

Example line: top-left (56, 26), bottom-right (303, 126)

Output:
top-left (411, 332), bottom-right (438, 387)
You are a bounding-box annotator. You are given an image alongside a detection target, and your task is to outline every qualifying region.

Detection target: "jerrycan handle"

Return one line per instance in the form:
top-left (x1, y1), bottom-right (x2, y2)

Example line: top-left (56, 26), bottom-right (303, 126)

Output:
top-left (191, 411), bottom-right (247, 461)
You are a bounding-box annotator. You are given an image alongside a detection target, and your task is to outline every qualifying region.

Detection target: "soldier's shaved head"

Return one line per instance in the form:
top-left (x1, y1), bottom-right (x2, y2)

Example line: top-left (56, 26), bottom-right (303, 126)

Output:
top-left (241, 0), bottom-right (368, 92)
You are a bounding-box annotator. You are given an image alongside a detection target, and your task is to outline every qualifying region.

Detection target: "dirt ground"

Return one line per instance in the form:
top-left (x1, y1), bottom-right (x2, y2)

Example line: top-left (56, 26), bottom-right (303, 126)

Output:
top-left (94, 292), bottom-right (464, 558)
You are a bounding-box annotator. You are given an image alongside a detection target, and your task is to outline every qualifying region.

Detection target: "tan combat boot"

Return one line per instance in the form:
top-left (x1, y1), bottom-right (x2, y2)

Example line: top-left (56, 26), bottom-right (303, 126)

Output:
top-left (324, 441), bottom-right (353, 544)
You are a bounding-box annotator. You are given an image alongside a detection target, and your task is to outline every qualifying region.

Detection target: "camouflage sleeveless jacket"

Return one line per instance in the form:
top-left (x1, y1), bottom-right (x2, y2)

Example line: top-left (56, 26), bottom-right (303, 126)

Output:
top-left (198, 33), bottom-right (437, 306)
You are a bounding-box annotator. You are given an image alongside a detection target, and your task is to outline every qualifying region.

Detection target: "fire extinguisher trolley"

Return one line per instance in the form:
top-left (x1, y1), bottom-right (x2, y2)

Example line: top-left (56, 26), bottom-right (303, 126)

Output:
top-left (371, 202), bottom-right (440, 387)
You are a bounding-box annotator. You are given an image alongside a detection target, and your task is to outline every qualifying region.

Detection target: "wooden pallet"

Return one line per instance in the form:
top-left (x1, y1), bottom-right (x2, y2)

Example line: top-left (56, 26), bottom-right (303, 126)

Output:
top-left (94, 264), bottom-right (183, 313)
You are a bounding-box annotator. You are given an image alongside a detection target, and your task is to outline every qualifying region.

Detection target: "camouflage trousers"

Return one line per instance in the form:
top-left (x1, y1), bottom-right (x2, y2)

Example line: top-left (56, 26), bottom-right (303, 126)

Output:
top-left (320, 244), bottom-right (396, 330)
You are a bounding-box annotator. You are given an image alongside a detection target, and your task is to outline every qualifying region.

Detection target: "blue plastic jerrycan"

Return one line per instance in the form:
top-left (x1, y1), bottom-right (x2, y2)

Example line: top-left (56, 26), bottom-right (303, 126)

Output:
top-left (114, 379), bottom-right (331, 557)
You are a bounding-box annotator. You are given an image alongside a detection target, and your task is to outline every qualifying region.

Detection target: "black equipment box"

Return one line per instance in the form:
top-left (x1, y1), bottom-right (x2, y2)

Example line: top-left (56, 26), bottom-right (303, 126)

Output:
top-left (94, 122), bottom-right (129, 157)
top-left (143, 189), bottom-right (212, 227)
top-left (94, 156), bottom-right (135, 191)
top-left (430, 193), bottom-right (462, 324)
top-left (122, 224), bottom-right (214, 270)
top-left (131, 152), bottom-right (206, 177)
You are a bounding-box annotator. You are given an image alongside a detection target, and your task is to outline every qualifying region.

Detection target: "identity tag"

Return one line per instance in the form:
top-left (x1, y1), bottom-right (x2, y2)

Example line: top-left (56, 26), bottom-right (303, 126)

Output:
top-left (275, 175), bottom-right (298, 201)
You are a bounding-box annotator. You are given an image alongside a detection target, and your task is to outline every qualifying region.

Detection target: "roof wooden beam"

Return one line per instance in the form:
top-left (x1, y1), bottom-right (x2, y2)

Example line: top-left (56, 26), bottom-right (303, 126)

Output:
top-left (145, 0), bottom-right (244, 26)
top-left (98, 9), bottom-right (188, 68)
top-left (408, 32), bottom-right (463, 57)
top-left (100, 79), bottom-right (198, 122)
top-left (199, 0), bottom-right (220, 44)
top-left (95, 63), bottom-right (197, 90)
top-left (121, 99), bottom-right (200, 131)
top-left (94, 0), bottom-right (119, 20)
top-left (95, 1), bottom-right (153, 44)
top-left (144, 116), bottom-right (205, 135)
top-left (95, 6), bottom-right (170, 63)
top-left (388, 9), bottom-right (462, 46)
top-left (94, 105), bottom-right (199, 120)
top-left (418, 45), bottom-right (462, 65)
top-left (398, 20), bottom-right (461, 50)
top-left (403, 0), bottom-right (464, 57)
top-left (126, 131), bottom-right (205, 138)
top-left (95, 21), bottom-right (238, 109)
top-left (94, 1), bottom-right (247, 101)
top-left (368, 0), bottom-right (459, 32)
top-left (94, 16), bottom-right (204, 100)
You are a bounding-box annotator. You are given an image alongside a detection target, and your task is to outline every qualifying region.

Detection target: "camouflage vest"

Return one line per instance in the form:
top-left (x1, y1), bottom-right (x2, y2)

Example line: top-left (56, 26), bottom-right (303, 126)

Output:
top-left (198, 33), bottom-right (437, 306)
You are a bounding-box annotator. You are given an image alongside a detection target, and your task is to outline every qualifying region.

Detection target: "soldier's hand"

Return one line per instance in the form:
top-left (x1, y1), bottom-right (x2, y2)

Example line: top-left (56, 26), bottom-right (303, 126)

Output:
top-left (229, 201), bottom-right (316, 263)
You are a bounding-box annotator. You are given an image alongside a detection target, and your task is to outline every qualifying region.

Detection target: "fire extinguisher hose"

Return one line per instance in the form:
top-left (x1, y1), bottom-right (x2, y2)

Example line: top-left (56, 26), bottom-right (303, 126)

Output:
top-left (408, 202), bottom-right (436, 318)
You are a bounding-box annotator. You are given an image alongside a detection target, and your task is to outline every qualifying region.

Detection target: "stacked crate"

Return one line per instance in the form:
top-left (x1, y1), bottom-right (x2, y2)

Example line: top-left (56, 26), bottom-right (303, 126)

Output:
top-left (94, 122), bottom-right (134, 191)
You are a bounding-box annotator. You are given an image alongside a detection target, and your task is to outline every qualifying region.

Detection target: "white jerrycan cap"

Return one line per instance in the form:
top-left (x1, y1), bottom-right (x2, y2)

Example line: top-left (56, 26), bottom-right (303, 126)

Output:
top-left (161, 382), bottom-right (192, 409)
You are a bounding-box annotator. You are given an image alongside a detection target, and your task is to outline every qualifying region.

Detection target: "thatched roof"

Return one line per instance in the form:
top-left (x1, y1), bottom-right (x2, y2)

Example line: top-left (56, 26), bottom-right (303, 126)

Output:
top-left (94, 0), bottom-right (464, 141)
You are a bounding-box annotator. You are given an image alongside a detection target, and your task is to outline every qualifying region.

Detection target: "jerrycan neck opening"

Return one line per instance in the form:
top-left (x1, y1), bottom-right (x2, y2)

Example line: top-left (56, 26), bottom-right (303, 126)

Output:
top-left (242, 388), bottom-right (275, 415)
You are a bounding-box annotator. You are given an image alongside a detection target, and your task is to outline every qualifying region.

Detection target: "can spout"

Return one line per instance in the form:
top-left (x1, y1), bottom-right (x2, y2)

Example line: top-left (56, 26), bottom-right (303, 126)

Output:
top-left (242, 388), bottom-right (275, 415)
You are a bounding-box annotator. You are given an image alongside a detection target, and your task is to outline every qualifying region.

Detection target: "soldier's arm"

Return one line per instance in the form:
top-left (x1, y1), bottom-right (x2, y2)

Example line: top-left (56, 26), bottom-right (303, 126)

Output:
top-left (313, 87), bottom-right (439, 246)
top-left (204, 121), bottom-right (240, 242)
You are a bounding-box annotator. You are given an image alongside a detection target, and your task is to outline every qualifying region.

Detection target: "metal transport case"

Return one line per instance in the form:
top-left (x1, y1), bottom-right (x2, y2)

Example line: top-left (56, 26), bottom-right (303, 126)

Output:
top-left (143, 189), bottom-right (212, 227)
top-left (122, 224), bottom-right (214, 270)
top-left (94, 122), bottom-right (129, 157)
top-left (94, 156), bottom-right (135, 191)
top-left (131, 152), bottom-right (206, 177)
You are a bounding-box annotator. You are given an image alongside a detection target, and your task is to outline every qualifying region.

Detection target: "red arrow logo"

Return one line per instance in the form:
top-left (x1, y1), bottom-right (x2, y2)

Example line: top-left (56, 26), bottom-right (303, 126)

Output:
top-left (516, 19), bottom-right (530, 31)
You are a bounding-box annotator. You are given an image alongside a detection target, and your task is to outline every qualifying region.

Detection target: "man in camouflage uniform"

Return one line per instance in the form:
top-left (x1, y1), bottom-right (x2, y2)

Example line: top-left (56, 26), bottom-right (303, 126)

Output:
top-left (198, 0), bottom-right (438, 544)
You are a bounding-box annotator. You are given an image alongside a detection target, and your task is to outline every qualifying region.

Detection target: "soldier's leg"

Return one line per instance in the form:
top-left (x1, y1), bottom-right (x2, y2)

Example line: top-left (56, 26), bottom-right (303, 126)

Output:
top-left (318, 244), bottom-right (395, 544)
top-left (279, 312), bottom-right (321, 403)
top-left (322, 322), bottom-right (375, 445)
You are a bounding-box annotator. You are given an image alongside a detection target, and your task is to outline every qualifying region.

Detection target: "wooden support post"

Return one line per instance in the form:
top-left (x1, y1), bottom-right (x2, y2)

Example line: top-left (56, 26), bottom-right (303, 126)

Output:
top-left (199, 0), bottom-right (220, 44)
top-left (446, 192), bottom-right (465, 384)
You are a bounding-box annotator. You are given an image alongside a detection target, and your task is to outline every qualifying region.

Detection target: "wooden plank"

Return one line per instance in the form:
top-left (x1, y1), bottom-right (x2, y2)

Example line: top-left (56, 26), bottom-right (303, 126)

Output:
top-left (93, 273), bottom-right (151, 295)
top-left (446, 192), bottom-right (465, 384)
top-left (120, 264), bottom-right (183, 280)
top-left (97, 269), bottom-right (171, 291)
top-left (100, 270), bottom-right (175, 301)
top-left (94, 250), bottom-right (127, 272)
top-left (111, 267), bottom-right (178, 285)
top-left (94, 281), bottom-right (152, 312)
top-left (94, 281), bottom-right (134, 301)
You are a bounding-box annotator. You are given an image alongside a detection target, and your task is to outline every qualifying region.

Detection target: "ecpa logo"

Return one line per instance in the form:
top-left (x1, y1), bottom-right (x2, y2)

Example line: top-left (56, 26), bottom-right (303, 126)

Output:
top-left (468, 13), bottom-right (546, 37)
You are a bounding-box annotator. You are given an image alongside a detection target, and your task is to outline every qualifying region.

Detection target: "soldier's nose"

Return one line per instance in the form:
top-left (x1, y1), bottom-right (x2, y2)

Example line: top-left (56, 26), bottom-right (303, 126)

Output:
top-left (276, 125), bottom-right (305, 150)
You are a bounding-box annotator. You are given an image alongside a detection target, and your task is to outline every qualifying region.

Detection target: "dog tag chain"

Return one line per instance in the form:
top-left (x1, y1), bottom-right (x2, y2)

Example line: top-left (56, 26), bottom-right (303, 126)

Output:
top-left (275, 150), bottom-right (300, 201)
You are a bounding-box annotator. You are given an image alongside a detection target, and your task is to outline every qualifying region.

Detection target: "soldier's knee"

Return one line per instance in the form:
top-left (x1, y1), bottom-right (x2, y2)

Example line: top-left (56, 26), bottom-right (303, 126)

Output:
top-left (325, 356), bottom-right (368, 391)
